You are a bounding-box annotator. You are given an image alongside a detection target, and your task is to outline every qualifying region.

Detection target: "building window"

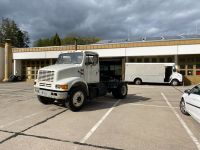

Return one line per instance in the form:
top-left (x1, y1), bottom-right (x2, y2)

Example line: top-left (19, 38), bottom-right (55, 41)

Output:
top-left (144, 58), bottom-right (149, 62)
top-left (179, 65), bottom-right (185, 69)
top-left (196, 64), bottom-right (200, 69)
top-left (167, 57), bottom-right (173, 62)
top-left (187, 70), bottom-right (193, 76)
top-left (187, 57), bottom-right (195, 63)
top-left (137, 58), bottom-right (142, 62)
top-left (196, 71), bottom-right (200, 75)
top-left (179, 58), bottom-right (185, 63)
top-left (129, 58), bottom-right (135, 62)
top-left (159, 58), bottom-right (165, 62)
top-left (179, 70), bottom-right (186, 76)
top-left (188, 65), bottom-right (193, 69)
top-left (196, 57), bottom-right (200, 63)
top-left (152, 58), bottom-right (157, 62)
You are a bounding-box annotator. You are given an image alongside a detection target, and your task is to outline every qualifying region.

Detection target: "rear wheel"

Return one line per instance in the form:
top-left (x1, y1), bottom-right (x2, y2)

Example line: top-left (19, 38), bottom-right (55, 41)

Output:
top-left (66, 87), bottom-right (86, 111)
top-left (134, 78), bottom-right (142, 85)
top-left (171, 79), bottom-right (179, 86)
top-left (180, 99), bottom-right (189, 115)
top-left (37, 96), bottom-right (54, 105)
top-left (112, 83), bottom-right (128, 99)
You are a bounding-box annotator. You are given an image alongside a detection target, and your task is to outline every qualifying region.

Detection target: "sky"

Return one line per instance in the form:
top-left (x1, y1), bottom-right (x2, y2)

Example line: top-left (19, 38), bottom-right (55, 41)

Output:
top-left (0, 0), bottom-right (200, 44)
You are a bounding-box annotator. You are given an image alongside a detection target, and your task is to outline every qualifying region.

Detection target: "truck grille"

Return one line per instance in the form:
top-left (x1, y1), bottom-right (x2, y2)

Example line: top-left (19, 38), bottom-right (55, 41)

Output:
top-left (38, 70), bottom-right (54, 82)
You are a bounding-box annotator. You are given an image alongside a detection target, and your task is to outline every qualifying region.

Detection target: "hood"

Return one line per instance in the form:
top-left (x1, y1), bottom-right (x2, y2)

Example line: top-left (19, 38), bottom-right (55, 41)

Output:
top-left (40, 64), bottom-right (81, 72)
top-left (39, 64), bottom-right (82, 82)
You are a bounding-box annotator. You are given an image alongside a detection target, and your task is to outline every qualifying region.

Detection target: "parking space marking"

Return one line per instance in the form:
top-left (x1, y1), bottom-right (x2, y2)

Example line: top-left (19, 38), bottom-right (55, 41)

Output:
top-left (130, 103), bottom-right (178, 109)
top-left (80, 99), bottom-right (121, 144)
top-left (161, 92), bottom-right (200, 150)
top-left (0, 107), bottom-right (55, 129)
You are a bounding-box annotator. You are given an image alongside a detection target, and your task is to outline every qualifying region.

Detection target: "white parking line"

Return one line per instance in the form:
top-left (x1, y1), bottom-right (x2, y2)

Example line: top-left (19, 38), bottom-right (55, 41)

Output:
top-left (161, 92), bottom-right (200, 150)
top-left (130, 103), bottom-right (178, 109)
top-left (80, 99), bottom-right (121, 144)
top-left (0, 107), bottom-right (54, 129)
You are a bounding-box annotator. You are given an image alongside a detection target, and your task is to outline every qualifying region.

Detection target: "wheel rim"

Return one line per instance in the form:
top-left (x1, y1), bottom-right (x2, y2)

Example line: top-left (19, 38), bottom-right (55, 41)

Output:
top-left (121, 85), bottom-right (127, 96)
top-left (136, 80), bottom-right (141, 85)
top-left (180, 100), bottom-right (186, 113)
top-left (172, 80), bottom-right (178, 86)
top-left (72, 91), bottom-right (84, 107)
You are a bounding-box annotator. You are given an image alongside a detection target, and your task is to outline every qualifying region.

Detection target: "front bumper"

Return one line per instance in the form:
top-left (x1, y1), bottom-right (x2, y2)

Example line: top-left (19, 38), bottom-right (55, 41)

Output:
top-left (34, 87), bottom-right (68, 99)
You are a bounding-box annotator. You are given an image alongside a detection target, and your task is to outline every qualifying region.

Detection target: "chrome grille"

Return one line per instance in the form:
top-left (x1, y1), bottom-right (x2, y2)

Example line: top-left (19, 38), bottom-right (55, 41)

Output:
top-left (38, 70), bottom-right (54, 82)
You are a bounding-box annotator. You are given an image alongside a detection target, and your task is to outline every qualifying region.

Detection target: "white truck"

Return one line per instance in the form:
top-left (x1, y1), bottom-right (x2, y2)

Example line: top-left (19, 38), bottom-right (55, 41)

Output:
top-left (34, 51), bottom-right (128, 111)
top-left (125, 63), bottom-right (183, 86)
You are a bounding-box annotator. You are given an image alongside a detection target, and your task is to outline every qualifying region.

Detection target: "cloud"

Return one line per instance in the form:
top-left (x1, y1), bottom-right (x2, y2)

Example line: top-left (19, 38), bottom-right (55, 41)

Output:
top-left (0, 0), bottom-right (200, 45)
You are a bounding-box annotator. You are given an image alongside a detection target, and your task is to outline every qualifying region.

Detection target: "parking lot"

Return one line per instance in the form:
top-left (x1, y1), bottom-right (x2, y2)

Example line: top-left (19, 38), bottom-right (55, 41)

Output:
top-left (0, 82), bottom-right (200, 150)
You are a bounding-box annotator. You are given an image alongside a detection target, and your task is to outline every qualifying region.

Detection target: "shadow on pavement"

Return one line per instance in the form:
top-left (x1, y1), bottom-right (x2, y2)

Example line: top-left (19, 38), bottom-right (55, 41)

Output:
top-left (80, 94), bottom-right (150, 112)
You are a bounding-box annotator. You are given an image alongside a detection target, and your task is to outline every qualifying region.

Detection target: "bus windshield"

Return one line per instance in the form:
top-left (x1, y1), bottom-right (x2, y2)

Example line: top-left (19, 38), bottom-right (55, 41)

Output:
top-left (56, 52), bottom-right (83, 64)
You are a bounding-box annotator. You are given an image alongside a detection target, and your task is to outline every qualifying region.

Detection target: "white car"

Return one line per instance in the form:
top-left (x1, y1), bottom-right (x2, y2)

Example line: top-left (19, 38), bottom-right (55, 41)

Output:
top-left (180, 84), bottom-right (200, 123)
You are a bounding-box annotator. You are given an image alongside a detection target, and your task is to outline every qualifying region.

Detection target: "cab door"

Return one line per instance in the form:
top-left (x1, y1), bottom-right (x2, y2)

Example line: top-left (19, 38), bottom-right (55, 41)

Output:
top-left (84, 53), bottom-right (99, 83)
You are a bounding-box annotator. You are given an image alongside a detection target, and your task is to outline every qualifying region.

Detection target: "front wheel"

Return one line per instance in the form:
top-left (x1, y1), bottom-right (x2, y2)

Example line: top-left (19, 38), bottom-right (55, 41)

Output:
top-left (180, 99), bottom-right (189, 115)
top-left (112, 83), bottom-right (128, 99)
top-left (66, 87), bottom-right (86, 111)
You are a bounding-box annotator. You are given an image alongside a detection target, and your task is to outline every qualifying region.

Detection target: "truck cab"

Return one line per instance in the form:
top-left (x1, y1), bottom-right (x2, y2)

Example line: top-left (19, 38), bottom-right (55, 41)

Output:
top-left (34, 51), bottom-right (128, 111)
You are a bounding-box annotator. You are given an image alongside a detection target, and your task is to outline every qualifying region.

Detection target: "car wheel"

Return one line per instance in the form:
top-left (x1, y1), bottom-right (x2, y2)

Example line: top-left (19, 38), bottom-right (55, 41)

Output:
top-left (66, 87), bottom-right (86, 111)
top-left (180, 99), bottom-right (189, 115)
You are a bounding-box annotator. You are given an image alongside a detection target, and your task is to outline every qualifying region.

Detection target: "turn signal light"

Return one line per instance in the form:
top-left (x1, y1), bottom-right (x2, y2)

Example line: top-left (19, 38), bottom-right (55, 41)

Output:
top-left (55, 84), bottom-right (68, 90)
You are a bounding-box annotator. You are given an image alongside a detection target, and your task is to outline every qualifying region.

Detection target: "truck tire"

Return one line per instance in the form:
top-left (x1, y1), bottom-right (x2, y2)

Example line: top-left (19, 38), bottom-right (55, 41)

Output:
top-left (37, 96), bottom-right (54, 105)
top-left (134, 78), bottom-right (142, 85)
top-left (112, 83), bottom-right (128, 99)
top-left (171, 79), bottom-right (179, 86)
top-left (66, 87), bottom-right (86, 111)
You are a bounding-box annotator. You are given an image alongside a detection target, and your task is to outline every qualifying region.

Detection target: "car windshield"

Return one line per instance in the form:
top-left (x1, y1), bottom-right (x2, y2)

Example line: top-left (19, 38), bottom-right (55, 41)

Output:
top-left (56, 52), bottom-right (83, 64)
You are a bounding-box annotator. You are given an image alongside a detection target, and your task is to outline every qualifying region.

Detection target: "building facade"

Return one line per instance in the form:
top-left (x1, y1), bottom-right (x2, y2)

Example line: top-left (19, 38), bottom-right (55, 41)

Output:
top-left (1, 38), bottom-right (200, 85)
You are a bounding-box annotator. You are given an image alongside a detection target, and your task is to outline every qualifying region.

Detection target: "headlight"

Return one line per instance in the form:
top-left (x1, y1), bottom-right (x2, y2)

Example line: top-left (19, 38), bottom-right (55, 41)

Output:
top-left (55, 84), bottom-right (68, 90)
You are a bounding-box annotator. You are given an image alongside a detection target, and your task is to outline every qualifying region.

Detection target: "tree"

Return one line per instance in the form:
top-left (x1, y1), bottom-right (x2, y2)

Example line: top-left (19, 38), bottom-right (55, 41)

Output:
top-left (0, 18), bottom-right (30, 47)
top-left (52, 33), bottom-right (61, 46)
top-left (34, 33), bottom-right (101, 47)
top-left (62, 36), bottom-right (100, 45)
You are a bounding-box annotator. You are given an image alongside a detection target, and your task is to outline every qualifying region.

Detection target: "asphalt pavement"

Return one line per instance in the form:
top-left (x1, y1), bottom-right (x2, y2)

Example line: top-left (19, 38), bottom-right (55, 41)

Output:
top-left (0, 82), bottom-right (199, 150)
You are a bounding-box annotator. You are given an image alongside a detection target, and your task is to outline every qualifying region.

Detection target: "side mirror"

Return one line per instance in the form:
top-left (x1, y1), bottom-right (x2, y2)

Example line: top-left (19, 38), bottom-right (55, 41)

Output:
top-left (184, 89), bottom-right (191, 94)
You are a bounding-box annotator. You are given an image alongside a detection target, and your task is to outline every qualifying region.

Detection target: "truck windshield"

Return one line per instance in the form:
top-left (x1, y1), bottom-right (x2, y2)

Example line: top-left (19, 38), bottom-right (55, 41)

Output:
top-left (56, 52), bottom-right (83, 64)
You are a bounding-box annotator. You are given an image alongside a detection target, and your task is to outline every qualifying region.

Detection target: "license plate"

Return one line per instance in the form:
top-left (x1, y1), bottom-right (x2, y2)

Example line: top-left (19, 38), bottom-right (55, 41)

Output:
top-left (39, 90), bottom-right (48, 96)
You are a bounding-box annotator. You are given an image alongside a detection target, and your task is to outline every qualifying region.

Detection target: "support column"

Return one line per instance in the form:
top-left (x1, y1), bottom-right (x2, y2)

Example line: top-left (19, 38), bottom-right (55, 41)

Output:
top-left (174, 55), bottom-right (178, 69)
top-left (122, 57), bottom-right (125, 80)
top-left (3, 39), bottom-right (12, 82)
top-left (13, 59), bottom-right (17, 75)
